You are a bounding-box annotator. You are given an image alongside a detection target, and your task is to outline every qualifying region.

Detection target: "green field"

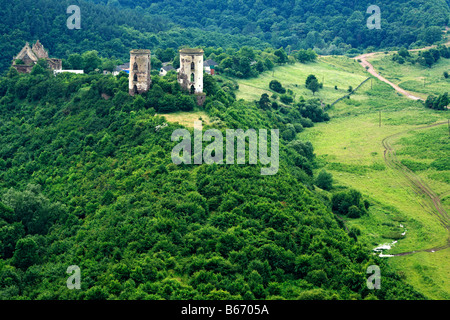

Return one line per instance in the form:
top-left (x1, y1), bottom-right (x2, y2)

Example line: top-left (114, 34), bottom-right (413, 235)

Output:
top-left (235, 57), bottom-right (368, 104)
top-left (302, 80), bottom-right (449, 299)
top-left (236, 58), bottom-right (450, 299)
top-left (368, 52), bottom-right (450, 97)
top-left (159, 111), bottom-right (211, 127)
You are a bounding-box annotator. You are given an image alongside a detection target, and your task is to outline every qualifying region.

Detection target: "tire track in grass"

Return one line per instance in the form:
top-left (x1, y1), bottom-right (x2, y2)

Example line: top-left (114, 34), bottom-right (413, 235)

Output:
top-left (381, 122), bottom-right (450, 256)
top-left (353, 44), bottom-right (450, 256)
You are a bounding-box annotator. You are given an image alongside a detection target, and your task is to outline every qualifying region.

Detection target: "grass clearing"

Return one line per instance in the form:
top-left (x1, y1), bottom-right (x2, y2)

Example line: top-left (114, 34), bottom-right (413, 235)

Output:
top-left (160, 111), bottom-right (211, 128)
top-left (368, 52), bottom-right (450, 97)
top-left (235, 58), bottom-right (368, 104)
top-left (389, 248), bottom-right (450, 300)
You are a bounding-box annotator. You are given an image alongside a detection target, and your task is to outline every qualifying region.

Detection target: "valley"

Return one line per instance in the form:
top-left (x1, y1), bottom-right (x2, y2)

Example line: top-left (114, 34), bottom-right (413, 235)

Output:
top-left (235, 49), bottom-right (449, 299)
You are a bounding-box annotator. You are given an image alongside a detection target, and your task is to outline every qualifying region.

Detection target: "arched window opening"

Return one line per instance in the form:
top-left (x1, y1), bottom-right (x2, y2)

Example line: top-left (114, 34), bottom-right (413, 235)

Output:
top-left (191, 62), bottom-right (195, 70)
top-left (190, 73), bottom-right (195, 82)
top-left (133, 62), bottom-right (138, 71)
top-left (134, 85), bottom-right (138, 94)
top-left (133, 73), bottom-right (138, 81)
top-left (190, 85), bottom-right (195, 95)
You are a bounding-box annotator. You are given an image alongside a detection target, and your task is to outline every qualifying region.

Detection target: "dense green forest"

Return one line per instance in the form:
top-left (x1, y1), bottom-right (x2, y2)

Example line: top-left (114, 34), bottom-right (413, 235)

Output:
top-left (1, 0), bottom-right (449, 72)
top-left (0, 65), bottom-right (425, 299)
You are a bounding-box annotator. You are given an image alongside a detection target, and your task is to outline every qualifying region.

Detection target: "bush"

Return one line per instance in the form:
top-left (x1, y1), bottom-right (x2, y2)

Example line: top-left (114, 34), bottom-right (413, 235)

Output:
top-left (280, 94), bottom-right (293, 104)
top-left (12, 238), bottom-right (39, 270)
top-left (331, 189), bottom-right (367, 217)
top-left (282, 124), bottom-right (296, 141)
top-left (269, 80), bottom-right (286, 94)
top-left (348, 205), bottom-right (361, 218)
top-left (315, 170), bottom-right (333, 190)
top-left (293, 123), bottom-right (304, 133)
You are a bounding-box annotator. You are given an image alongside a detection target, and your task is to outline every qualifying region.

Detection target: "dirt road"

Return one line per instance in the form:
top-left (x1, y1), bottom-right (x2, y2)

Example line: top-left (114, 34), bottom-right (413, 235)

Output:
top-left (354, 52), bottom-right (424, 101)
top-left (354, 36), bottom-right (450, 101)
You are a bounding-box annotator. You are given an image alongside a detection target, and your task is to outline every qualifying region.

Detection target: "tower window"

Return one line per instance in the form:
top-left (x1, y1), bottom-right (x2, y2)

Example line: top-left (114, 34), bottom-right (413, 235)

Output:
top-left (190, 73), bottom-right (195, 82)
top-left (133, 62), bottom-right (138, 71)
top-left (191, 62), bottom-right (195, 70)
top-left (190, 85), bottom-right (195, 94)
top-left (133, 74), bottom-right (138, 81)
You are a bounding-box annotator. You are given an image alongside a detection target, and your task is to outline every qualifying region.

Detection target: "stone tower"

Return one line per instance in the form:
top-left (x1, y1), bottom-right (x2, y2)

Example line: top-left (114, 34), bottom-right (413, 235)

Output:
top-left (177, 48), bottom-right (204, 94)
top-left (129, 49), bottom-right (151, 96)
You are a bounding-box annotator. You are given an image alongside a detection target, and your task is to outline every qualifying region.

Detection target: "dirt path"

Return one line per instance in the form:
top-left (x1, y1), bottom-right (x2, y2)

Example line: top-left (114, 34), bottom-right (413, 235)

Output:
top-left (354, 36), bottom-right (450, 101)
top-left (381, 122), bottom-right (450, 256)
top-left (354, 52), bottom-right (424, 101)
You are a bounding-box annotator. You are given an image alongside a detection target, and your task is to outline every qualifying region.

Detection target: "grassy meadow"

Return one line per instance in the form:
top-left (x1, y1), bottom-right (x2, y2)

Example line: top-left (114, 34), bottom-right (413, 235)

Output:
top-left (236, 57), bottom-right (450, 299)
top-left (234, 57), bottom-right (368, 104)
top-left (159, 111), bottom-right (211, 128)
top-left (367, 52), bottom-right (450, 98)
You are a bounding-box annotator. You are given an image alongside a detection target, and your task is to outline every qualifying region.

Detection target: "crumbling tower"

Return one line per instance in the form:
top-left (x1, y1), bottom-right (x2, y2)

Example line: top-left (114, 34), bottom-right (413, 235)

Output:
top-left (129, 49), bottom-right (151, 96)
top-left (177, 48), bottom-right (204, 94)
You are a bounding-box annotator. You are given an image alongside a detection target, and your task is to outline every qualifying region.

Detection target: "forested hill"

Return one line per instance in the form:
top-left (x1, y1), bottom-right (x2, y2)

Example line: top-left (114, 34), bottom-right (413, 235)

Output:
top-left (0, 66), bottom-right (425, 300)
top-left (1, 0), bottom-right (449, 72)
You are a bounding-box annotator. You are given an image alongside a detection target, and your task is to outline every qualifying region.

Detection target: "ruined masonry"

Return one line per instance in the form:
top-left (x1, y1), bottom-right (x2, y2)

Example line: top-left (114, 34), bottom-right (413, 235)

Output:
top-left (129, 49), bottom-right (152, 96)
top-left (177, 48), bottom-right (204, 94)
top-left (12, 40), bottom-right (62, 73)
top-left (177, 48), bottom-right (206, 105)
top-left (129, 47), bottom-right (205, 105)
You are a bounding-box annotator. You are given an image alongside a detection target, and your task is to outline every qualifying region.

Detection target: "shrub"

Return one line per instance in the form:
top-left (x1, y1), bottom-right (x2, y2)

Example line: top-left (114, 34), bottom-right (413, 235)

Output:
top-left (315, 170), bottom-right (333, 190)
top-left (331, 189), bottom-right (367, 217)
top-left (348, 205), bottom-right (361, 218)
top-left (280, 94), bottom-right (293, 104)
top-left (269, 80), bottom-right (286, 94)
top-left (12, 238), bottom-right (39, 270)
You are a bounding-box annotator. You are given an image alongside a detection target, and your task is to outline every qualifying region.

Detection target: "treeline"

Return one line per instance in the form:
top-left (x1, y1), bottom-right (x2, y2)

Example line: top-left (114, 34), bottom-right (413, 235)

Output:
top-left (0, 67), bottom-right (424, 300)
top-left (0, 0), bottom-right (271, 72)
top-left (89, 0), bottom-right (449, 52)
top-left (2, 0), bottom-right (449, 72)
top-left (154, 46), bottom-right (317, 80)
top-left (392, 45), bottom-right (450, 68)
top-left (424, 92), bottom-right (449, 110)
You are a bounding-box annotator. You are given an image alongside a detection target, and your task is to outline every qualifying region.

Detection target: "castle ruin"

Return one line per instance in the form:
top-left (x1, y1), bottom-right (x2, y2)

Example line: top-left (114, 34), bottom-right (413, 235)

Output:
top-left (128, 47), bottom-right (205, 105)
top-left (12, 40), bottom-right (62, 73)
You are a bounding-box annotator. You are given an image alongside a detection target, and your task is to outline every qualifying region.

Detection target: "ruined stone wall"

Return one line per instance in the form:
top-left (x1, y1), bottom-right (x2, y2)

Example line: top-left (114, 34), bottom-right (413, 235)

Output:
top-left (48, 58), bottom-right (62, 71)
top-left (129, 49), bottom-right (151, 96)
top-left (14, 65), bottom-right (33, 73)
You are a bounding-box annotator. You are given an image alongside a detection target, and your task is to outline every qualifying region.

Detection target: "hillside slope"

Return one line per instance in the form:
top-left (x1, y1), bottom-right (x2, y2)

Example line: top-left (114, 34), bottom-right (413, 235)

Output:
top-left (0, 68), bottom-right (424, 300)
